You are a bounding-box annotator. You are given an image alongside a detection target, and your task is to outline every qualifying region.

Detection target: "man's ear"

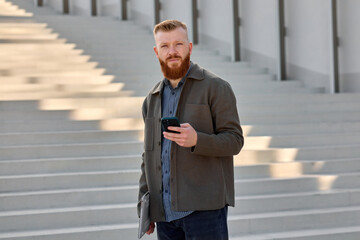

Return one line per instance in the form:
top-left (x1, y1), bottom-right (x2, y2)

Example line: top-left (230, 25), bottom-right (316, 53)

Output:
top-left (153, 46), bottom-right (159, 58)
top-left (189, 42), bottom-right (193, 55)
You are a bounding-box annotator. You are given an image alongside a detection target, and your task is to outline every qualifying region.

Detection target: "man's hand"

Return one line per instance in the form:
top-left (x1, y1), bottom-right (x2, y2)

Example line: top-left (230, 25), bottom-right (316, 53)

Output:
top-left (147, 222), bottom-right (155, 235)
top-left (163, 123), bottom-right (197, 147)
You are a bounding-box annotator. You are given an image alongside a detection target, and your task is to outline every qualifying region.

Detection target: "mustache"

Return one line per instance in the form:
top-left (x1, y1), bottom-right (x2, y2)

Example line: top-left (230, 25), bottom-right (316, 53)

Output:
top-left (166, 55), bottom-right (181, 61)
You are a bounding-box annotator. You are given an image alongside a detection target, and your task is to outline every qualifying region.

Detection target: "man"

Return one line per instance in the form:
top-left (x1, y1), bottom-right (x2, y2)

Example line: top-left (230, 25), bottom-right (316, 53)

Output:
top-left (138, 19), bottom-right (244, 240)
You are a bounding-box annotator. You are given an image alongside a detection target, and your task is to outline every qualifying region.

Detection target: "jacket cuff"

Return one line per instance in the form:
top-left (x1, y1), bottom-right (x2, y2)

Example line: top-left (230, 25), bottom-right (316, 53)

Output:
top-left (191, 131), bottom-right (209, 155)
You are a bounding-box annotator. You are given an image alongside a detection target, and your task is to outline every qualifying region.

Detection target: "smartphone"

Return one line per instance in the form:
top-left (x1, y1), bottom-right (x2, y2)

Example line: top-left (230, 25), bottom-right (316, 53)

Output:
top-left (161, 117), bottom-right (180, 134)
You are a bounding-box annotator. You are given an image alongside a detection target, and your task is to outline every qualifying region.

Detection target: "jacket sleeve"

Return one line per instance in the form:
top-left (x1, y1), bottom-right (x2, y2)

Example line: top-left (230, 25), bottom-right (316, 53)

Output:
top-left (191, 80), bottom-right (244, 157)
top-left (137, 98), bottom-right (149, 217)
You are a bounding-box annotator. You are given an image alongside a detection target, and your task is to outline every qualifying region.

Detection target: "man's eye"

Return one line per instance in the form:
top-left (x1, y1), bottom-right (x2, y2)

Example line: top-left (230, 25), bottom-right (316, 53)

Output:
top-left (177, 43), bottom-right (183, 46)
top-left (161, 45), bottom-right (168, 48)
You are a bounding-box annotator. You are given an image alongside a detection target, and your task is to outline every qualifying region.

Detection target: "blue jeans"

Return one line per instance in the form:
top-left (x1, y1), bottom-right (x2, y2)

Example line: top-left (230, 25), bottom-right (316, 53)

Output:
top-left (156, 206), bottom-right (229, 240)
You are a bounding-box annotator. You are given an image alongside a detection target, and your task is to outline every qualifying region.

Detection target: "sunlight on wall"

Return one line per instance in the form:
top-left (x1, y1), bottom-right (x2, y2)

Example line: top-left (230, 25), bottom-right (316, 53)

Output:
top-left (310, 161), bottom-right (326, 172)
top-left (268, 162), bottom-right (304, 178)
top-left (317, 175), bottom-right (338, 191)
top-left (100, 118), bottom-right (144, 131)
top-left (244, 136), bottom-right (272, 149)
top-left (69, 106), bottom-right (142, 120)
top-left (242, 125), bottom-right (253, 137)
top-left (235, 148), bottom-right (299, 166)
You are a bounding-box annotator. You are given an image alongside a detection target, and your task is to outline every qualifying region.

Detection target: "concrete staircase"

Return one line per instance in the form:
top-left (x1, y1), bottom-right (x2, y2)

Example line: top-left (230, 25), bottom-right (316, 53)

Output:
top-left (1, 0), bottom-right (360, 239)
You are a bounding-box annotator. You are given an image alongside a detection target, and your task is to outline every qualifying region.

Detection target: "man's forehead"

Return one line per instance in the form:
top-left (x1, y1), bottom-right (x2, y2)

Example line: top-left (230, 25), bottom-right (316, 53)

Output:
top-left (155, 28), bottom-right (188, 43)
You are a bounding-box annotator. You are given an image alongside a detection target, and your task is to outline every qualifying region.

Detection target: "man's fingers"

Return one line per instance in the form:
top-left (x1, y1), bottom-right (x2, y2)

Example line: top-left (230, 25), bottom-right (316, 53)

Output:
top-left (167, 126), bottom-right (182, 132)
top-left (180, 123), bottom-right (190, 127)
top-left (146, 222), bottom-right (155, 235)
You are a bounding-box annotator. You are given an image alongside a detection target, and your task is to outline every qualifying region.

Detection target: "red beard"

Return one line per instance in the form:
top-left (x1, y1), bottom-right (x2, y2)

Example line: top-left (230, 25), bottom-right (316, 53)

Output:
top-left (159, 53), bottom-right (191, 80)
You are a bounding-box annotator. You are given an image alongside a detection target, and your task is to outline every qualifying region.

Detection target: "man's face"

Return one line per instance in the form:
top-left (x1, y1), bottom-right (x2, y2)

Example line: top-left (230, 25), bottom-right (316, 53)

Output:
top-left (154, 27), bottom-right (193, 80)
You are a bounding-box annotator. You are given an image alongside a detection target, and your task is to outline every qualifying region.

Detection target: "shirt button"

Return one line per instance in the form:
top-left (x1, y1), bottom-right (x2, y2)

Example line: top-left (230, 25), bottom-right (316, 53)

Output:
top-left (172, 92), bottom-right (175, 95)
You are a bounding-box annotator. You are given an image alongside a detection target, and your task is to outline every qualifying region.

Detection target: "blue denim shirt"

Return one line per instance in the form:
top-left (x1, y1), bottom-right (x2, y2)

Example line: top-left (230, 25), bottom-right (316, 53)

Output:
top-left (161, 63), bottom-right (193, 222)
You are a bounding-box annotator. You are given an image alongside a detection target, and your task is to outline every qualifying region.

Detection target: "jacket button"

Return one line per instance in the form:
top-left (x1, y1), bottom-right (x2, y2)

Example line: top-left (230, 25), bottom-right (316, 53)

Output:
top-left (158, 141), bottom-right (161, 146)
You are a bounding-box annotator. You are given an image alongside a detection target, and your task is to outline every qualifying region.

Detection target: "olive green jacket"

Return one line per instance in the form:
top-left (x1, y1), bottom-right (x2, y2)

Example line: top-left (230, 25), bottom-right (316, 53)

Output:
top-left (138, 62), bottom-right (244, 222)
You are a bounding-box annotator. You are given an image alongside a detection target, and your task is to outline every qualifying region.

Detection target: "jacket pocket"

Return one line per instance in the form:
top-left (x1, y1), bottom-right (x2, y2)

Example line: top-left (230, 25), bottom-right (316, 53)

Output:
top-left (144, 118), bottom-right (154, 151)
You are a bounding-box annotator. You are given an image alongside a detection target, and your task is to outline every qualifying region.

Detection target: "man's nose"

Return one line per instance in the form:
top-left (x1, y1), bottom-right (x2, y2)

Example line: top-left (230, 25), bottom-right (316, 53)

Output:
top-left (168, 45), bottom-right (177, 54)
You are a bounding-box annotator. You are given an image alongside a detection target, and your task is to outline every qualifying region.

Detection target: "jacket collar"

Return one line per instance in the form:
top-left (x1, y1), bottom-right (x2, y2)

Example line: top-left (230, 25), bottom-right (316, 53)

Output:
top-left (151, 61), bottom-right (204, 95)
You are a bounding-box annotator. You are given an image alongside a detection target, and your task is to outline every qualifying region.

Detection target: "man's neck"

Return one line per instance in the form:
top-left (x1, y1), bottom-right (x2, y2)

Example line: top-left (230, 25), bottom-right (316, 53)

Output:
top-left (169, 78), bottom-right (182, 88)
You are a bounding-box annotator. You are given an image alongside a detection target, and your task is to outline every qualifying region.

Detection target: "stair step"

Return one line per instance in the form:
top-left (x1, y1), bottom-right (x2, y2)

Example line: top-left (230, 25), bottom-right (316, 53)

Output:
top-left (3, 55), bottom-right (91, 62)
top-left (0, 130), bottom-right (143, 146)
top-left (0, 90), bottom-right (133, 100)
top-left (245, 133), bottom-right (360, 148)
top-left (228, 206), bottom-right (360, 236)
top-left (0, 50), bottom-right (84, 58)
top-left (242, 111), bottom-right (360, 124)
top-left (0, 170), bottom-right (141, 193)
top-left (0, 154), bottom-right (142, 175)
top-left (0, 23), bottom-right (48, 28)
top-left (0, 186), bottom-right (139, 212)
top-left (1, 186), bottom-right (359, 216)
top-left (0, 33), bottom-right (59, 39)
top-left (0, 109), bottom-right (71, 121)
top-left (232, 189), bottom-right (360, 215)
top-left (0, 118), bottom-right (144, 133)
top-left (235, 158), bottom-right (360, 178)
top-left (230, 226), bottom-right (360, 240)
top-left (0, 62), bottom-right (98, 70)
top-left (39, 96), bottom-right (144, 110)
top-left (234, 172), bottom-right (360, 195)
top-left (0, 141), bottom-right (143, 160)
top-left (0, 204), bottom-right (137, 232)
top-left (0, 38), bottom-right (67, 44)
top-left (236, 144), bottom-right (360, 164)
top-left (0, 83), bottom-right (124, 93)
top-left (0, 68), bottom-right (106, 75)
top-left (0, 75), bottom-right (114, 84)
top-left (243, 122), bottom-right (360, 136)
top-left (2, 170), bottom-right (360, 195)
top-left (0, 223), bottom-right (152, 240)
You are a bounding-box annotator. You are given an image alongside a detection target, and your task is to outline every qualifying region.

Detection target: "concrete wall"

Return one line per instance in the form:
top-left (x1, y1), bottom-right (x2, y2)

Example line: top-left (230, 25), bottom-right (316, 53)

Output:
top-left (128, 0), bottom-right (154, 31)
top-left (285, 0), bottom-right (331, 91)
top-left (97, 0), bottom-right (120, 18)
top-left (44, 0), bottom-right (63, 14)
top-left (43, 0), bottom-right (360, 93)
top-left (69, 0), bottom-right (92, 16)
top-left (198, 0), bottom-right (233, 57)
top-left (160, 0), bottom-right (194, 42)
top-left (240, 0), bottom-right (278, 74)
top-left (338, 0), bottom-right (360, 92)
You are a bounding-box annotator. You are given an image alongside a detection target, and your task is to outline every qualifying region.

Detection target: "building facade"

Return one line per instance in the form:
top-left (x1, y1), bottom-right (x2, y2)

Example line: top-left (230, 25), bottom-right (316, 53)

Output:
top-left (41, 0), bottom-right (360, 93)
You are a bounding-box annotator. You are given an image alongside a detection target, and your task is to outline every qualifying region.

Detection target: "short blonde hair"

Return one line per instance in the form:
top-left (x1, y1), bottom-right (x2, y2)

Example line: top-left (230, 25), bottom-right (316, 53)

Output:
top-left (153, 19), bottom-right (188, 39)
